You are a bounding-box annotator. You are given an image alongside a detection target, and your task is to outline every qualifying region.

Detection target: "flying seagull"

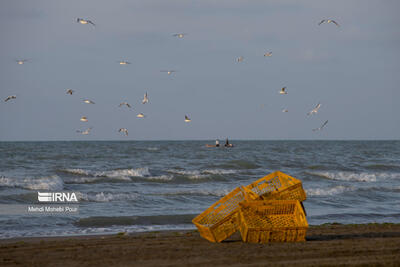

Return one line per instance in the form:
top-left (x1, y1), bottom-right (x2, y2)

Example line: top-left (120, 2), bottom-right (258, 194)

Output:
top-left (160, 70), bottom-right (177, 75)
top-left (279, 87), bottom-right (287, 95)
top-left (119, 102), bottom-right (131, 108)
top-left (16, 59), bottom-right (28, 65)
top-left (80, 116), bottom-right (88, 122)
top-left (137, 113), bottom-right (145, 118)
top-left (184, 115), bottom-right (191, 122)
top-left (318, 19), bottom-right (340, 27)
top-left (83, 99), bottom-right (95, 104)
top-left (77, 127), bottom-right (92, 135)
top-left (282, 108), bottom-right (288, 113)
top-left (4, 95), bottom-right (16, 102)
top-left (172, 33), bottom-right (187, 38)
top-left (307, 103), bottom-right (321, 115)
top-left (142, 92), bottom-right (148, 104)
top-left (236, 56), bottom-right (244, 63)
top-left (77, 18), bottom-right (95, 26)
top-left (313, 120), bottom-right (328, 131)
top-left (118, 61), bottom-right (131, 65)
top-left (264, 52), bottom-right (272, 57)
top-left (118, 128), bottom-right (128, 136)
top-left (66, 89), bottom-right (74, 95)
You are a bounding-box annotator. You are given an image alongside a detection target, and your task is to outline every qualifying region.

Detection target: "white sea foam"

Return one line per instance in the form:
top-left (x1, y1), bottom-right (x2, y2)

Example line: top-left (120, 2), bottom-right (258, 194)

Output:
top-left (306, 186), bottom-right (353, 196)
top-left (202, 169), bottom-right (237, 175)
top-left (79, 192), bottom-right (139, 202)
top-left (63, 168), bottom-right (90, 176)
top-left (96, 167), bottom-right (151, 178)
top-left (167, 169), bottom-right (237, 179)
top-left (0, 175), bottom-right (64, 190)
top-left (0, 224), bottom-right (195, 239)
top-left (167, 169), bottom-right (207, 179)
top-left (63, 167), bottom-right (151, 178)
top-left (308, 171), bottom-right (400, 182)
top-left (146, 175), bottom-right (173, 181)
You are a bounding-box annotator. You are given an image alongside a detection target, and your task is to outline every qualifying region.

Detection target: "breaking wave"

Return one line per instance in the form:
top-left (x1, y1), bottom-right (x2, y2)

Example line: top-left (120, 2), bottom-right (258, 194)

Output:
top-left (79, 192), bottom-right (139, 202)
top-left (306, 171), bottom-right (400, 182)
top-left (61, 167), bottom-right (151, 178)
top-left (61, 167), bottom-right (173, 183)
top-left (306, 186), bottom-right (354, 196)
top-left (0, 175), bottom-right (64, 190)
top-left (166, 169), bottom-right (237, 179)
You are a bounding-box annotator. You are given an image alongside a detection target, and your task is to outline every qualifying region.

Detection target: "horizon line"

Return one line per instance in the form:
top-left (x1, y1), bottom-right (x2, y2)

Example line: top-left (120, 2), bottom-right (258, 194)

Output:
top-left (0, 139), bottom-right (399, 142)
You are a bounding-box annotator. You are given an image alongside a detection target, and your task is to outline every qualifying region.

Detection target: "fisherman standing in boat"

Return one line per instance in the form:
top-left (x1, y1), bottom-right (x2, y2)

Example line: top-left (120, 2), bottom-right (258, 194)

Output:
top-left (224, 138), bottom-right (233, 147)
top-left (215, 139), bottom-right (220, 147)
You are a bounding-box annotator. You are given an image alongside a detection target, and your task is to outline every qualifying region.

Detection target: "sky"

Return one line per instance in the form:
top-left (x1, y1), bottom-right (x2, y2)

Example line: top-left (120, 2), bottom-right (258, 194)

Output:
top-left (0, 0), bottom-right (399, 141)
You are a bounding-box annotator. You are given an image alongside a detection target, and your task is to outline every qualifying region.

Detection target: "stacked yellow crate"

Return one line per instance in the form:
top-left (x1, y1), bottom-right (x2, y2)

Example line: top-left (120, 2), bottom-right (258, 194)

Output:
top-left (192, 171), bottom-right (308, 243)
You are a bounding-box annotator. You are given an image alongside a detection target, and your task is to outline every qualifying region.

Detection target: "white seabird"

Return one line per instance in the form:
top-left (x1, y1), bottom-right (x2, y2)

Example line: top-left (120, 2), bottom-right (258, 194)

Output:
top-left (119, 102), bottom-right (131, 108)
top-left (282, 108), bottom-right (288, 113)
top-left (77, 18), bottom-right (95, 26)
top-left (307, 103), bottom-right (321, 115)
top-left (236, 56), bottom-right (244, 62)
top-left (16, 59), bottom-right (28, 65)
top-left (118, 128), bottom-right (128, 136)
top-left (66, 89), bottom-right (74, 95)
top-left (83, 99), bottom-right (95, 104)
top-left (118, 61), bottom-right (131, 65)
top-left (137, 113), bottom-right (145, 118)
top-left (142, 92), bottom-right (148, 104)
top-left (318, 19), bottom-right (340, 27)
top-left (160, 70), bottom-right (177, 75)
top-left (184, 115), bottom-right (191, 122)
top-left (264, 52), bottom-right (272, 57)
top-left (279, 87), bottom-right (287, 94)
top-left (313, 120), bottom-right (328, 131)
top-left (80, 116), bottom-right (88, 122)
top-left (4, 95), bottom-right (16, 102)
top-left (77, 127), bottom-right (92, 135)
top-left (172, 33), bottom-right (187, 38)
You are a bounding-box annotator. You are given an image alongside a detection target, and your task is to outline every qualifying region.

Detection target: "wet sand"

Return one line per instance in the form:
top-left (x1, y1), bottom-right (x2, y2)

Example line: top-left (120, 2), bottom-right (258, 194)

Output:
top-left (1, 223), bottom-right (399, 266)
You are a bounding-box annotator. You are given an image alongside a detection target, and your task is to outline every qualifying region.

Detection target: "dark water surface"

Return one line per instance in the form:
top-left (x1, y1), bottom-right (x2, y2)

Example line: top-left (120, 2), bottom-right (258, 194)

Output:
top-left (1, 141), bottom-right (399, 238)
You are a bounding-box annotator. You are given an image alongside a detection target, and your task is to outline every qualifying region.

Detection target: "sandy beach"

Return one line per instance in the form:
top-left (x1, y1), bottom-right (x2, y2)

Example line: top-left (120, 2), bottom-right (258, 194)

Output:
top-left (1, 223), bottom-right (399, 266)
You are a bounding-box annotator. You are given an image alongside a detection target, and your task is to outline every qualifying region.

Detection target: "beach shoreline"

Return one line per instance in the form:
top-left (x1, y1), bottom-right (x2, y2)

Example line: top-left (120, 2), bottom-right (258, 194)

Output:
top-left (1, 223), bottom-right (399, 266)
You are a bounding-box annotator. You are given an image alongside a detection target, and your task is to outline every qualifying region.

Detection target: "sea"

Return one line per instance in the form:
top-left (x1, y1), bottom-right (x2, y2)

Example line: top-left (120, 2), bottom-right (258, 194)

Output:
top-left (0, 140), bottom-right (399, 239)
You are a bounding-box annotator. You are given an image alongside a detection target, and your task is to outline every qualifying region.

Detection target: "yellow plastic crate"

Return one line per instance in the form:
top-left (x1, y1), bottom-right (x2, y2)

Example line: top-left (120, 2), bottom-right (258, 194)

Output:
top-left (245, 171), bottom-right (306, 202)
top-left (192, 186), bottom-right (255, 243)
top-left (238, 200), bottom-right (308, 243)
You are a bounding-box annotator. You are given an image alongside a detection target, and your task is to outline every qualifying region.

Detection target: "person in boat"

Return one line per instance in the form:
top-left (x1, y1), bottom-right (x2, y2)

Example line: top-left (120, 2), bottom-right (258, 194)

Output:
top-left (224, 138), bottom-right (233, 147)
top-left (205, 139), bottom-right (220, 147)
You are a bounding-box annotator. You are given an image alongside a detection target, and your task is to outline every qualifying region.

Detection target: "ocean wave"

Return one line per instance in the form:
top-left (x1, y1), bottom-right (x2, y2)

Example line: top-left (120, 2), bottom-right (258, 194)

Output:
top-left (166, 170), bottom-right (207, 179)
top-left (97, 168), bottom-right (151, 178)
top-left (202, 169), bottom-right (237, 175)
top-left (61, 167), bottom-right (151, 178)
top-left (364, 164), bottom-right (400, 171)
top-left (306, 171), bottom-right (400, 182)
top-left (306, 186), bottom-right (354, 196)
top-left (166, 169), bottom-right (237, 179)
top-left (79, 192), bottom-right (139, 202)
top-left (60, 168), bottom-right (90, 176)
top-left (159, 189), bottom-right (230, 197)
top-left (0, 175), bottom-right (64, 190)
top-left (75, 214), bottom-right (196, 227)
